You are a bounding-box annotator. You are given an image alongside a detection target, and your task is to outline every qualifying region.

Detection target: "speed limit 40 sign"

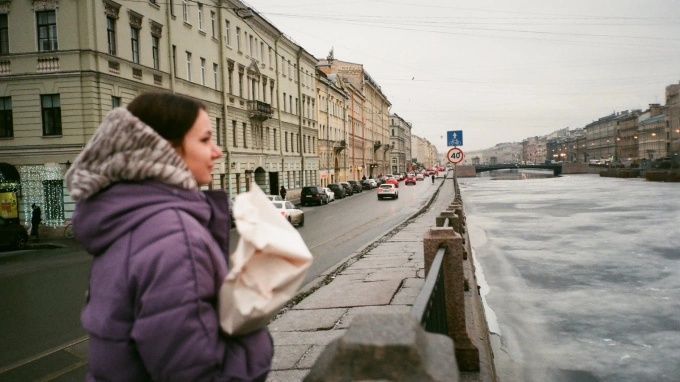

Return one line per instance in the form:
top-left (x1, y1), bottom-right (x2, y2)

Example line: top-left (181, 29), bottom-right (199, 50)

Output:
top-left (447, 147), bottom-right (464, 164)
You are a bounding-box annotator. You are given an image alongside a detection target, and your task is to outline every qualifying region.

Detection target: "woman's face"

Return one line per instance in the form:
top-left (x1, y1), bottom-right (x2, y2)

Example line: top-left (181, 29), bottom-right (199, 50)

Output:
top-left (174, 109), bottom-right (221, 186)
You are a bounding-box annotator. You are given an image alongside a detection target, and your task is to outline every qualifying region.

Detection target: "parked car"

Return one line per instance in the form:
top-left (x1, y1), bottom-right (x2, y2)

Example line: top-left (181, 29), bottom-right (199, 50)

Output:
top-left (384, 177), bottom-right (399, 187)
top-left (272, 201), bottom-right (304, 226)
top-left (266, 195), bottom-right (283, 201)
top-left (361, 179), bottom-right (373, 190)
top-left (377, 184), bottom-right (399, 200)
top-left (339, 182), bottom-right (353, 196)
top-left (300, 186), bottom-right (328, 206)
top-left (348, 180), bottom-right (363, 193)
top-left (328, 183), bottom-right (346, 199)
top-left (367, 179), bottom-right (378, 188)
top-left (405, 175), bottom-right (417, 185)
top-left (416, 173), bottom-right (424, 181)
top-left (322, 187), bottom-right (335, 203)
top-left (376, 176), bottom-right (387, 186)
top-left (0, 217), bottom-right (28, 250)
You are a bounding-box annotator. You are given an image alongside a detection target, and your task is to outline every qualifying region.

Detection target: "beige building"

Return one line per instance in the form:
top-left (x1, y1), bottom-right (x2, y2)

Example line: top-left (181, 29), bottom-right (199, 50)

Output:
top-left (585, 113), bottom-right (618, 163)
top-left (667, 82), bottom-right (680, 159)
top-left (316, 69), bottom-right (349, 186)
top-left (389, 113), bottom-right (412, 174)
top-left (0, 0), bottom-right (323, 225)
top-left (637, 104), bottom-right (666, 160)
top-left (318, 59), bottom-right (391, 178)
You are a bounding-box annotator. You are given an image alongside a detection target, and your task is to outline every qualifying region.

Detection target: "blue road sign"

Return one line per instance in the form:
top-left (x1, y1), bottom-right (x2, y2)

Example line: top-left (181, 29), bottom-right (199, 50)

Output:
top-left (447, 130), bottom-right (463, 147)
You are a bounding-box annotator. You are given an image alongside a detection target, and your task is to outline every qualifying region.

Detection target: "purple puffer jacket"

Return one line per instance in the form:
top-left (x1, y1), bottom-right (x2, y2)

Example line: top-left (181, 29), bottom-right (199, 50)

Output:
top-left (73, 181), bottom-right (273, 381)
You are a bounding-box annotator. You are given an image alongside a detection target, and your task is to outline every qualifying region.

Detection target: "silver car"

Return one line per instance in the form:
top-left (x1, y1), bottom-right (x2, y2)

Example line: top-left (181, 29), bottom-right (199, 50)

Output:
top-left (272, 201), bottom-right (305, 227)
top-left (322, 187), bottom-right (335, 203)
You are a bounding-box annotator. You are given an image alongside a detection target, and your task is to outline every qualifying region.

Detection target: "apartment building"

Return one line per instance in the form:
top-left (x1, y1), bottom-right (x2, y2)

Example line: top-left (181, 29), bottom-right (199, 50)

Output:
top-left (318, 59), bottom-right (391, 178)
top-left (389, 113), bottom-right (412, 174)
top-left (316, 70), bottom-right (349, 186)
top-left (667, 82), bottom-right (680, 158)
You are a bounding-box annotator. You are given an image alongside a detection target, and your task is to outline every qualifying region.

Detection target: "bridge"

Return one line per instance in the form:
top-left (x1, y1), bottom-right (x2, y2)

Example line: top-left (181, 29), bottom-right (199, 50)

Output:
top-left (474, 163), bottom-right (562, 176)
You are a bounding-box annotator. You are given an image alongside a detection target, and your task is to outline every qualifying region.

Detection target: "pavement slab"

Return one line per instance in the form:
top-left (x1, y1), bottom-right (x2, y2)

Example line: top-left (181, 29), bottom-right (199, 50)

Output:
top-left (336, 305), bottom-right (412, 329)
top-left (364, 269), bottom-right (418, 282)
top-left (271, 345), bottom-right (311, 370)
top-left (294, 278), bottom-right (402, 309)
top-left (270, 330), bottom-right (346, 347)
top-left (266, 369), bottom-right (310, 382)
top-left (270, 308), bottom-right (347, 331)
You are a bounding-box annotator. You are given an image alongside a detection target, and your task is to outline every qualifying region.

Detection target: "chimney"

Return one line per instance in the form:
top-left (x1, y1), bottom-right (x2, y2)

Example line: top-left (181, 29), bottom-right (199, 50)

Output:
top-left (649, 103), bottom-right (661, 117)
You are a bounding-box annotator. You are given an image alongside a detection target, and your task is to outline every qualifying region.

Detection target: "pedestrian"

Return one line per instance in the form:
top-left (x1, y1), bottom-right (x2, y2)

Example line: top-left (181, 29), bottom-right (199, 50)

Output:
top-left (30, 203), bottom-right (41, 242)
top-left (280, 185), bottom-right (287, 200)
top-left (65, 93), bottom-right (273, 381)
top-left (431, 173), bottom-right (435, 184)
top-left (362, 175), bottom-right (366, 181)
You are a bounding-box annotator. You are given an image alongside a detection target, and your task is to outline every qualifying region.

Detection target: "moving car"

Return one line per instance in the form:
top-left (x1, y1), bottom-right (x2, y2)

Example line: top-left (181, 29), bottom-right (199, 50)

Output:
top-left (322, 187), bottom-right (335, 203)
top-left (405, 175), bottom-right (417, 185)
top-left (384, 177), bottom-right (399, 187)
top-left (348, 180), bottom-right (363, 193)
top-left (416, 173), bottom-right (424, 181)
top-left (300, 186), bottom-right (328, 206)
top-left (272, 201), bottom-right (304, 226)
top-left (361, 179), bottom-right (373, 190)
top-left (377, 184), bottom-right (399, 200)
top-left (328, 183), bottom-right (346, 199)
top-left (0, 217), bottom-right (28, 250)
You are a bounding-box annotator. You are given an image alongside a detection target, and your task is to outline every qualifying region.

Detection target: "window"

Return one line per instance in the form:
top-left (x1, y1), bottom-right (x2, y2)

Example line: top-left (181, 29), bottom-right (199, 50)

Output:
top-left (273, 128), bottom-right (277, 150)
top-left (111, 96), bottom-right (121, 109)
top-left (213, 63), bottom-right (219, 90)
top-left (242, 122), bottom-right (247, 148)
top-left (130, 27), bottom-right (140, 64)
top-left (228, 65), bottom-right (233, 94)
top-left (197, 3), bottom-right (203, 30)
top-left (151, 35), bottom-right (159, 69)
top-left (268, 47), bottom-right (272, 66)
top-left (283, 93), bottom-right (286, 112)
top-left (41, 94), bottom-right (62, 136)
top-left (172, 45), bottom-right (177, 76)
top-left (285, 132), bottom-right (288, 152)
top-left (36, 11), bottom-right (58, 51)
top-left (106, 17), bottom-right (116, 55)
top-left (238, 72), bottom-right (243, 97)
top-left (200, 58), bottom-right (206, 85)
top-left (0, 97), bottom-right (12, 138)
top-left (249, 35), bottom-right (253, 57)
top-left (216, 117), bottom-right (221, 146)
top-left (295, 98), bottom-right (298, 115)
top-left (288, 61), bottom-right (292, 78)
top-left (225, 20), bottom-right (231, 46)
top-left (182, 1), bottom-right (189, 23)
top-left (290, 95), bottom-right (293, 114)
top-left (210, 11), bottom-right (216, 37)
top-left (232, 120), bottom-right (237, 147)
top-left (186, 51), bottom-right (192, 81)
top-left (169, 0), bottom-right (174, 16)
top-left (260, 42), bottom-right (264, 62)
top-left (236, 27), bottom-right (241, 51)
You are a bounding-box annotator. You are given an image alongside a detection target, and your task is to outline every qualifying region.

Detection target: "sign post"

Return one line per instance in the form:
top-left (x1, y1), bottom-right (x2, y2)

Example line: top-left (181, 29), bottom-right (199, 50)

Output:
top-left (447, 147), bottom-right (464, 174)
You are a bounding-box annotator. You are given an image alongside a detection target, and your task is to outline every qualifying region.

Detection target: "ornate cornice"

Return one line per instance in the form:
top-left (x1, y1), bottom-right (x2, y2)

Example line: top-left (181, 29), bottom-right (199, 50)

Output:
top-left (128, 10), bottom-right (143, 29)
top-left (102, 0), bottom-right (120, 18)
top-left (149, 20), bottom-right (162, 37)
top-left (32, 0), bottom-right (58, 11)
top-left (0, 0), bottom-right (10, 15)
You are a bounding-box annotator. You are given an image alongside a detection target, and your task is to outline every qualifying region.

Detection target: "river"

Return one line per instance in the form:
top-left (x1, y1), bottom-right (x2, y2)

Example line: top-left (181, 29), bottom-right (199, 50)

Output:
top-left (460, 171), bottom-right (680, 382)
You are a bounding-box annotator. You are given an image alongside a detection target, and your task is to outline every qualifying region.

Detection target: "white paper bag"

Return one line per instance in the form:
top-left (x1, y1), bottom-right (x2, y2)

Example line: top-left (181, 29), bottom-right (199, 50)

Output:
top-left (219, 184), bottom-right (313, 335)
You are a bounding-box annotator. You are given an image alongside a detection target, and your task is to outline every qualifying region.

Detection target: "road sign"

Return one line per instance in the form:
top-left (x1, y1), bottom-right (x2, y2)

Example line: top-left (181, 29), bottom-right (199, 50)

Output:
top-left (447, 130), bottom-right (463, 147)
top-left (447, 147), bottom-right (464, 164)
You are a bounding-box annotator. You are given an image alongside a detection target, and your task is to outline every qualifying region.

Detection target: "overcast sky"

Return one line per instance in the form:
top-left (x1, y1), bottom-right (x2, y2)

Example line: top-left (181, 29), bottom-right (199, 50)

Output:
top-left (243, 0), bottom-right (680, 153)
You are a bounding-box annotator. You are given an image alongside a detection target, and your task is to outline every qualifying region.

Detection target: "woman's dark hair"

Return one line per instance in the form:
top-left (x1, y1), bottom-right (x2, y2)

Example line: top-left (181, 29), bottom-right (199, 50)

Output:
top-left (126, 92), bottom-right (206, 147)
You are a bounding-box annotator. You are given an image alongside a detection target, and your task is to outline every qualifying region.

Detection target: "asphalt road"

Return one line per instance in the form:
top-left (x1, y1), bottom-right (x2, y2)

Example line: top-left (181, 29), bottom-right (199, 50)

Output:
top-left (0, 177), bottom-right (440, 374)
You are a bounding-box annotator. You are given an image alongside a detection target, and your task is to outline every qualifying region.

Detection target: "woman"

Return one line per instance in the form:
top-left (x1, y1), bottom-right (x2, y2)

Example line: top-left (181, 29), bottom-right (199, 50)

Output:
top-left (65, 93), bottom-right (273, 381)
top-left (30, 203), bottom-right (41, 242)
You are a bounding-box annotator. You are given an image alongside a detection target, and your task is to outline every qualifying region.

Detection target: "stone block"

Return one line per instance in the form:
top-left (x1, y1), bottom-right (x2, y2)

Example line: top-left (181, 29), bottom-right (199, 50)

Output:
top-left (304, 314), bottom-right (459, 382)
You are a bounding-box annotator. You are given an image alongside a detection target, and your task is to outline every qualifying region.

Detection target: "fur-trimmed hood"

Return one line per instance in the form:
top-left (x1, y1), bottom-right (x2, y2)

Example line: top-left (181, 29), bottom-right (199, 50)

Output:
top-left (65, 107), bottom-right (197, 201)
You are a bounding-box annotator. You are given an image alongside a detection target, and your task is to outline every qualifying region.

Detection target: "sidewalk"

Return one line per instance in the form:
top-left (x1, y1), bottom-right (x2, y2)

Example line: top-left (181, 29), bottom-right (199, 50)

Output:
top-left (266, 178), bottom-right (459, 381)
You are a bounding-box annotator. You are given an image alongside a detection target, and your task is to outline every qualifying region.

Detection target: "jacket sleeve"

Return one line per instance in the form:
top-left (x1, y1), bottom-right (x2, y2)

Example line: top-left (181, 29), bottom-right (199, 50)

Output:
top-left (128, 209), bottom-right (273, 381)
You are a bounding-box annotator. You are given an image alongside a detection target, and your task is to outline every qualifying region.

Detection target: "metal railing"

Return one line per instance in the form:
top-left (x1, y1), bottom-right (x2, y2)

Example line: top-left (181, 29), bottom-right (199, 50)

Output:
top-left (411, 243), bottom-right (448, 335)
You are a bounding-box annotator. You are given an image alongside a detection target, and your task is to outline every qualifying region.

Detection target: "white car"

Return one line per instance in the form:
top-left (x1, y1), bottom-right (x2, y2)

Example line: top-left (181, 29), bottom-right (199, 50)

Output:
top-left (367, 179), bottom-right (378, 188)
top-left (322, 187), bottom-right (335, 203)
top-left (416, 173), bottom-right (424, 181)
top-left (272, 201), bottom-right (304, 226)
top-left (377, 184), bottom-right (399, 200)
top-left (267, 195), bottom-right (283, 201)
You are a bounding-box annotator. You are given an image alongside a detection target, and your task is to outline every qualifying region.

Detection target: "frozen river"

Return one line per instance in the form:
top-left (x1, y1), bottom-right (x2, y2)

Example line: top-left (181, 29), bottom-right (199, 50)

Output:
top-left (460, 171), bottom-right (680, 382)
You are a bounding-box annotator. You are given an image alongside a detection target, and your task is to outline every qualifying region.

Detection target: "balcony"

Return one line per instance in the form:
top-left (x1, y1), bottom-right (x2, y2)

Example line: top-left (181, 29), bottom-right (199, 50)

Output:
top-left (373, 141), bottom-right (382, 151)
top-left (248, 100), bottom-right (272, 121)
top-left (37, 56), bottom-right (59, 72)
top-left (334, 140), bottom-right (346, 154)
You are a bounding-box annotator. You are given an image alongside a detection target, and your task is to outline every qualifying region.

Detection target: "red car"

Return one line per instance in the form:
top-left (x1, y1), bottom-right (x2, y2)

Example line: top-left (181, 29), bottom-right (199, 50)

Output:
top-left (405, 176), bottom-right (416, 185)
top-left (384, 177), bottom-right (399, 187)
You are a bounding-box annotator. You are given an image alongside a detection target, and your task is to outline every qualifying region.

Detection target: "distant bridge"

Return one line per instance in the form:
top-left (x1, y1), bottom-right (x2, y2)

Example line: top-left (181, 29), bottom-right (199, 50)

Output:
top-left (474, 163), bottom-right (562, 176)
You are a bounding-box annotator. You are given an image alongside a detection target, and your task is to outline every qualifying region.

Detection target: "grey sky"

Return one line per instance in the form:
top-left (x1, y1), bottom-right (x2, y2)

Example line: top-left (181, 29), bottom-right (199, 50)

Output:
top-left (245, 0), bottom-right (680, 153)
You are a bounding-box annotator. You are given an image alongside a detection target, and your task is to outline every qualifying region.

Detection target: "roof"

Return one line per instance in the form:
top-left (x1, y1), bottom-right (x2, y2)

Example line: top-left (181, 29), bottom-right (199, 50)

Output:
top-left (639, 114), bottom-right (665, 125)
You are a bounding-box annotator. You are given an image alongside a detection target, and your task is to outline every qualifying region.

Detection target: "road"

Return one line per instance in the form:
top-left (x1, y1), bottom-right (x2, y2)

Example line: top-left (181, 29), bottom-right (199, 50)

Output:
top-left (0, 177), bottom-right (441, 374)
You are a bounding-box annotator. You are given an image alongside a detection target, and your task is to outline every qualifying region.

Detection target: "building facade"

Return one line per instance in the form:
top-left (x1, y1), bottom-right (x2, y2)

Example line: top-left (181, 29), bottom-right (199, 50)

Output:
top-left (389, 113), bottom-right (411, 174)
top-left (316, 70), bottom-right (349, 186)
